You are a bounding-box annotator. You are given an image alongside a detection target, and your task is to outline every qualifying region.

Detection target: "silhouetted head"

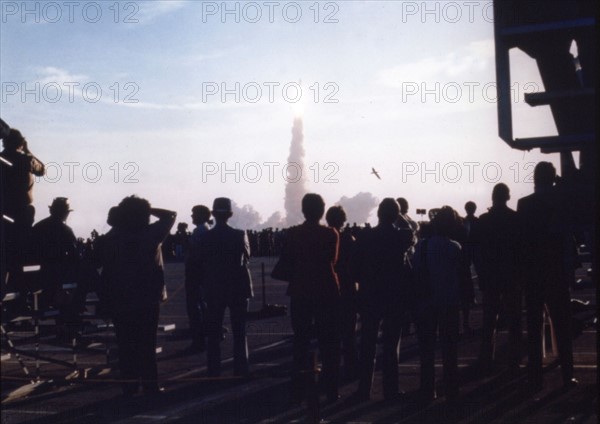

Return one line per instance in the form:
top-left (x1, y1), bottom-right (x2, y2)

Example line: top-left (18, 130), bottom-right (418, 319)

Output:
top-left (3, 129), bottom-right (25, 151)
top-left (492, 183), bottom-right (510, 205)
top-left (191, 205), bottom-right (211, 226)
top-left (432, 205), bottom-right (459, 237)
top-left (107, 206), bottom-right (121, 228)
top-left (533, 162), bottom-right (556, 189)
top-left (177, 222), bottom-right (188, 233)
top-left (212, 197), bottom-right (233, 223)
top-left (302, 193), bottom-right (325, 222)
top-left (464, 201), bottom-right (477, 216)
top-left (377, 198), bottom-right (400, 225)
top-left (396, 197), bottom-right (409, 214)
top-left (428, 208), bottom-right (440, 221)
top-left (118, 195), bottom-right (151, 231)
top-left (49, 197), bottom-right (73, 222)
top-left (325, 205), bottom-right (346, 230)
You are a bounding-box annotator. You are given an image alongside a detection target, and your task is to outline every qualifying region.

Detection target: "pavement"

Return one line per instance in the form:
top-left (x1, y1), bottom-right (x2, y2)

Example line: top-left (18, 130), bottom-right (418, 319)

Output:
top-left (1, 257), bottom-right (597, 424)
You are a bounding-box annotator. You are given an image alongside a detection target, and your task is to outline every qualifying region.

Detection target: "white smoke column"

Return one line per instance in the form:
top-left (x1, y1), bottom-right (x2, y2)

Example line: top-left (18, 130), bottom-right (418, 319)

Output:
top-left (284, 117), bottom-right (308, 227)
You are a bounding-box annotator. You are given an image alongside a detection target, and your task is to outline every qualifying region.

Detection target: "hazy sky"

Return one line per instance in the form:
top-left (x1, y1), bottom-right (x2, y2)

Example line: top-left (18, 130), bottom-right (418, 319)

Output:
top-left (1, 1), bottom-right (565, 236)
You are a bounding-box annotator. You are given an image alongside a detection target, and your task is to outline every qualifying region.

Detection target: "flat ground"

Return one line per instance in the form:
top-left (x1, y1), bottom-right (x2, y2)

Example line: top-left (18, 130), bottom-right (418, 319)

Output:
top-left (1, 258), bottom-right (597, 424)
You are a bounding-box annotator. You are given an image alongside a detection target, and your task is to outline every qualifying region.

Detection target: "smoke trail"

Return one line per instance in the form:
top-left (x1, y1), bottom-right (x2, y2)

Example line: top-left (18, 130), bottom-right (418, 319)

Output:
top-left (284, 117), bottom-right (308, 226)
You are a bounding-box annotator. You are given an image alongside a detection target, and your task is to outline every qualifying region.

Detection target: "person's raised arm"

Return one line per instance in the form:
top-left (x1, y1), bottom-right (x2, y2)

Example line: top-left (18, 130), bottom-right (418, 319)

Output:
top-left (150, 208), bottom-right (177, 241)
top-left (151, 208), bottom-right (177, 221)
top-left (23, 140), bottom-right (45, 176)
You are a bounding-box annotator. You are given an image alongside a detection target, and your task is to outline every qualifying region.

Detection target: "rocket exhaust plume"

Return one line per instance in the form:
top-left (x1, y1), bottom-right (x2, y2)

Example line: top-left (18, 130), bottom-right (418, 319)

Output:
top-left (284, 117), bottom-right (308, 226)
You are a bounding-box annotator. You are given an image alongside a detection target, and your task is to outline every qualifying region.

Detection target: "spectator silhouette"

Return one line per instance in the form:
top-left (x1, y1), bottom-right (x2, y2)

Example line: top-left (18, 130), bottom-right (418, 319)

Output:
top-left (0, 128), bottom-right (45, 224)
top-left (200, 198), bottom-right (253, 377)
top-left (472, 184), bottom-right (522, 375)
top-left (354, 198), bottom-right (414, 401)
top-left (1, 128), bottom-right (45, 292)
top-left (396, 197), bottom-right (419, 235)
top-left (183, 205), bottom-right (211, 353)
top-left (98, 196), bottom-right (176, 397)
top-left (517, 162), bottom-right (578, 391)
top-left (92, 206), bottom-right (121, 317)
top-left (460, 201), bottom-right (478, 334)
top-left (325, 205), bottom-right (358, 382)
top-left (396, 197), bottom-right (419, 260)
top-left (279, 193), bottom-right (341, 403)
top-left (174, 222), bottom-right (190, 260)
top-left (31, 197), bottom-right (79, 340)
top-left (413, 206), bottom-right (462, 403)
top-left (464, 201), bottom-right (477, 236)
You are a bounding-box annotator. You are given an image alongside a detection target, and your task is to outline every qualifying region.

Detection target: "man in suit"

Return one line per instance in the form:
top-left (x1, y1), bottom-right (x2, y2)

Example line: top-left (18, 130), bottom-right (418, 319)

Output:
top-left (354, 198), bottom-right (414, 401)
top-left (473, 183), bottom-right (522, 375)
top-left (517, 162), bottom-right (577, 391)
top-left (281, 193), bottom-right (341, 403)
top-left (355, 198), bottom-right (413, 400)
top-left (31, 197), bottom-right (79, 339)
top-left (200, 198), bottom-right (253, 377)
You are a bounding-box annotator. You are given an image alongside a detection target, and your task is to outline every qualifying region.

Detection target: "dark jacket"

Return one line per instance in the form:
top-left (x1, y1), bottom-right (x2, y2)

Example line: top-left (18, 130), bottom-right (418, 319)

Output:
top-left (472, 205), bottom-right (520, 286)
top-left (31, 216), bottom-right (78, 291)
top-left (199, 223), bottom-right (253, 301)
top-left (355, 223), bottom-right (413, 307)
top-left (100, 214), bottom-right (174, 312)
top-left (517, 188), bottom-right (572, 282)
top-left (282, 222), bottom-right (339, 300)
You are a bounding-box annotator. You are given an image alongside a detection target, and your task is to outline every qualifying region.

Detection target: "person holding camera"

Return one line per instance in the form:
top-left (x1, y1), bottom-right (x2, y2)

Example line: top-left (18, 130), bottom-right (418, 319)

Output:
top-left (0, 128), bottom-right (45, 223)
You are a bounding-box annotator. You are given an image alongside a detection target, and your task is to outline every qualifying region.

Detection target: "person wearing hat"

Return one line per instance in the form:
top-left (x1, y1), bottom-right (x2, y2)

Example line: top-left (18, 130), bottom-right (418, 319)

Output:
top-left (199, 197), bottom-right (253, 377)
top-left (31, 197), bottom-right (79, 339)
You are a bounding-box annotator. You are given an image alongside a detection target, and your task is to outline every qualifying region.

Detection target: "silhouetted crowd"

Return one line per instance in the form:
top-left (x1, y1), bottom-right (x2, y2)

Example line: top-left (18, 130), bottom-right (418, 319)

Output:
top-left (0, 122), bottom-right (591, 406)
top-left (161, 226), bottom-right (287, 261)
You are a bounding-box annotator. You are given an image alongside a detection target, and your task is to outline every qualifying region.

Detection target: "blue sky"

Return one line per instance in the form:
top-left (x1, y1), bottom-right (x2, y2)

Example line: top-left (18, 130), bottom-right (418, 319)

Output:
top-left (1, 1), bottom-right (564, 236)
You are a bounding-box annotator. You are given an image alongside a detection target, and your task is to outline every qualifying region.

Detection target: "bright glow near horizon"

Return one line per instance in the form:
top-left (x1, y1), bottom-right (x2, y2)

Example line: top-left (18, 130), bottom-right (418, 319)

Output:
top-left (1, 1), bottom-right (563, 236)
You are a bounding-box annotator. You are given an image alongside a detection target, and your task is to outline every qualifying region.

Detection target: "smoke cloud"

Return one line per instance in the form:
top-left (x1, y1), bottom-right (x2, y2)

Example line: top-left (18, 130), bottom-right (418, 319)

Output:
top-left (228, 201), bottom-right (262, 230)
top-left (221, 193), bottom-right (378, 231)
top-left (336, 192), bottom-right (379, 225)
